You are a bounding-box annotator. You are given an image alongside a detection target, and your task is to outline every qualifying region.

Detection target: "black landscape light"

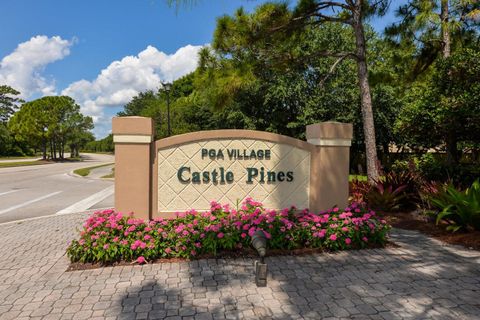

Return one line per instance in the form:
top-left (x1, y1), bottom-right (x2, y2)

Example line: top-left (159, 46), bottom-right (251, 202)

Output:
top-left (161, 82), bottom-right (172, 137)
top-left (251, 230), bottom-right (268, 287)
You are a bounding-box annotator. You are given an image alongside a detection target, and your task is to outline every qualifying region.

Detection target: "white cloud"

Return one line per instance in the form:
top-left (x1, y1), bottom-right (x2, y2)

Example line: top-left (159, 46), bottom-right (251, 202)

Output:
top-left (0, 36), bottom-right (202, 138)
top-left (62, 44), bottom-right (203, 138)
top-left (0, 35), bottom-right (73, 98)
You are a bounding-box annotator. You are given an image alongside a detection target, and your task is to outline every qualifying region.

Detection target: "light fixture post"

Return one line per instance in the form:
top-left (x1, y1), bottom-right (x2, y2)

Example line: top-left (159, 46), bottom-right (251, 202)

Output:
top-left (161, 82), bottom-right (172, 137)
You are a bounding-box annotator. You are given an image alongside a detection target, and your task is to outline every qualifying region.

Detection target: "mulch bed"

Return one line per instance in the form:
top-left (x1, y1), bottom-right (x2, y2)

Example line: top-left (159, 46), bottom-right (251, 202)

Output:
top-left (380, 210), bottom-right (480, 251)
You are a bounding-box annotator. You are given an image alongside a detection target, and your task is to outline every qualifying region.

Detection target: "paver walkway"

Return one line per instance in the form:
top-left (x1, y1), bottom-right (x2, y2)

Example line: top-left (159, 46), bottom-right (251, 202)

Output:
top-left (0, 213), bottom-right (479, 320)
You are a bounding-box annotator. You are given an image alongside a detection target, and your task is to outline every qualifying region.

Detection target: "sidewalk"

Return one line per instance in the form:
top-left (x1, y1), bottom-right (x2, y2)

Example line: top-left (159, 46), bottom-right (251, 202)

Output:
top-left (0, 213), bottom-right (479, 320)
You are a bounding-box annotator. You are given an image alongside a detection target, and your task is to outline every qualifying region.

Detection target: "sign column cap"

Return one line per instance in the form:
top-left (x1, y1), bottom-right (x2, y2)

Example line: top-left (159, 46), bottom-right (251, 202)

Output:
top-left (306, 122), bottom-right (353, 140)
top-left (306, 122), bottom-right (353, 147)
top-left (112, 116), bottom-right (154, 136)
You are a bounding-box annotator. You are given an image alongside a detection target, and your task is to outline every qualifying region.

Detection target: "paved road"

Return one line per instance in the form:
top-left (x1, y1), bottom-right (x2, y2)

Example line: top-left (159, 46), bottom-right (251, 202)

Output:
top-left (0, 212), bottom-right (479, 319)
top-left (0, 153), bottom-right (114, 224)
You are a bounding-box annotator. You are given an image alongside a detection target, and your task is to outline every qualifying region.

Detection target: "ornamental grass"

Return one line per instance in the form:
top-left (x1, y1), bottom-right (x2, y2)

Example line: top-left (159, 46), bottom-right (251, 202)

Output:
top-left (67, 198), bottom-right (391, 264)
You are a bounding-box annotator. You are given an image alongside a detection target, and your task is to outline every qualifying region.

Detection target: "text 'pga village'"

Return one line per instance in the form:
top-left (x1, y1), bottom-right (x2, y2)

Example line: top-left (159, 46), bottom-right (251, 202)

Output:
top-left (177, 148), bottom-right (294, 184)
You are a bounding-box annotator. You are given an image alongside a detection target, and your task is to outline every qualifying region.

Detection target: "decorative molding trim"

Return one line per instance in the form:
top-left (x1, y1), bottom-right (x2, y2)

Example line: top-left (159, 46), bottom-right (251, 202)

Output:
top-left (114, 134), bottom-right (153, 144)
top-left (155, 129), bottom-right (316, 152)
top-left (307, 138), bottom-right (352, 147)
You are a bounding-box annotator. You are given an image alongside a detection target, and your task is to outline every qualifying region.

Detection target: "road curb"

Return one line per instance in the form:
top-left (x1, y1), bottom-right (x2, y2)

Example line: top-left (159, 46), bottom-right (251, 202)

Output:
top-left (0, 207), bottom-right (115, 227)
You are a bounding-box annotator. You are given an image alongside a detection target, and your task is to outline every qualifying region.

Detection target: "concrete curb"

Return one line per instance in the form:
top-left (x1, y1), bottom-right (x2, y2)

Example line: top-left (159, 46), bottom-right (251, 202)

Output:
top-left (0, 206), bottom-right (114, 227)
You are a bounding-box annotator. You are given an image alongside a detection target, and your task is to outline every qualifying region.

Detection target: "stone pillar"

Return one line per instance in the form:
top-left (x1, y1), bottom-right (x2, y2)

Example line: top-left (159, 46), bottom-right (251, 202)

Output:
top-left (112, 116), bottom-right (154, 220)
top-left (307, 122), bottom-right (353, 212)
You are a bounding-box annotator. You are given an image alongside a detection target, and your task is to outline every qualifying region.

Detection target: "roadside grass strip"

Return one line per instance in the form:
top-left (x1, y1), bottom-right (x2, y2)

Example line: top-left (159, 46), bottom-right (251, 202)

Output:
top-left (101, 168), bottom-right (115, 179)
top-left (0, 156), bottom-right (39, 160)
top-left (0, 160), bottom-right (51, 168)
top-left (73, 163), bottom-right (114, 177)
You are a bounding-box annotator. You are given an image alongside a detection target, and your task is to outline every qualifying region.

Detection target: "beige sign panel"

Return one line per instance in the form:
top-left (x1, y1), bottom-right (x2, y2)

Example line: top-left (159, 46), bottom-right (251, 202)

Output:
top-left (157, 139), bottom-right (311, 212)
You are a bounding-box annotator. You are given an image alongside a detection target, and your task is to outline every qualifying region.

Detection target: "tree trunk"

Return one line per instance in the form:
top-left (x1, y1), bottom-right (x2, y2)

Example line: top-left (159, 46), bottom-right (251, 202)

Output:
top-left (441, 0), bottom-right (451, 58)
top-left (441, 1), bottom-right (457, 164)
top-left (49, 139), bottom-right (53, 160)
top-left (42, 139), bottom-right (47, 160)
top-left (53, 139), bottom-right (57, 160)
top-left (352, 2), bottom-right (380, 182)
top-left (446, 129), bottom-right (458, 165)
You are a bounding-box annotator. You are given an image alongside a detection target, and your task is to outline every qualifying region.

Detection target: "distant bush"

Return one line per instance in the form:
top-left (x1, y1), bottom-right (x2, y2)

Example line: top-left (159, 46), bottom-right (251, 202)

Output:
top-left (391, 153), bottom-right (480, 188)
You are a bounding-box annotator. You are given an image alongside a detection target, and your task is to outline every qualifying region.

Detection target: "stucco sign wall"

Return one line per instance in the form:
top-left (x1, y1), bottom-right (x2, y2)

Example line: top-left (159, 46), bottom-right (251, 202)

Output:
top-left (112, 117), bottom-right (353, 220)
top-left (157, 139), bottom-right (311, 212)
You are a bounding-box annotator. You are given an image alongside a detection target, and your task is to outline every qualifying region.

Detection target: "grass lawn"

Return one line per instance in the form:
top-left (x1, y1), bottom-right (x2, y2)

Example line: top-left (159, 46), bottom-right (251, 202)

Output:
top-left (0, 160), bottom-right (51, 168)
top-left (74, 163), bottom-right (113, 177)
top-left (101, 168), bottom-right (115, 179)
top-left (349, 174), bottom-right (367, 182)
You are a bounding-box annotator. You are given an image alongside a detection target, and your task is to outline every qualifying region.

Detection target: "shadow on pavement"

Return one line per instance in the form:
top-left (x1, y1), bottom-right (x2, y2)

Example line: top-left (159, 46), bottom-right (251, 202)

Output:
top-left (114, 230), bottom-right (480, 319)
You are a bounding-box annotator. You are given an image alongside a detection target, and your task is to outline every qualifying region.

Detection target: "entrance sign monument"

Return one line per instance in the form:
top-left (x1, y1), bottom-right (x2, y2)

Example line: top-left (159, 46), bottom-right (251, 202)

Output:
top-left (112, 116), bottom-right (353, 220)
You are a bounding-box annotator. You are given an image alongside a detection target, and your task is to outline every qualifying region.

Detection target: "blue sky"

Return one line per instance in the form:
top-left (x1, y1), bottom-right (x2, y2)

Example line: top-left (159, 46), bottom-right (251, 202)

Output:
top-left (0, 0), bottom-right (403, 138)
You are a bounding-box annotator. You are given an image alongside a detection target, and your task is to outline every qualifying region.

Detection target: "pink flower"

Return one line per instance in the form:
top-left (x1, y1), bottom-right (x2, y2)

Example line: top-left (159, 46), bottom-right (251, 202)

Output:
top-left (362, 236), bottom-right (368, 242)
top-left (217, 232), bottom-right (224, 239)
top-left (165, 248), bottom-right (172, 254)
top-left (103, 244), bottom-right (109, 250)
top-left (341, 227), bottom-right (349, 232)
top-left (191, 250), bottom-right (196, 256)
top-left (345, 238), bottom-right (352, 245)
top-left (136, 256), bottom-right (146, 264)
top-left (241, 233), bottom-right (247, 238)
top-left (329, 234), bottom-right (337, 241)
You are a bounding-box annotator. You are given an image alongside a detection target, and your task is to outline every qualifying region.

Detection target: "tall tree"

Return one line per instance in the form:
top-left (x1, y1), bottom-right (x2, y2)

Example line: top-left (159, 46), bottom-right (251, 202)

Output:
top-left (0, 85), bottom-right (25, 156)
top-left (0, 85), bottom-right (23, 122)
top-left (386, 0), bottom-right (480, 78)
top-left (209, 0), bottom-right (390, 181)
top-left (387, 0), bottom-right (480, 163)
top-left (9, 96), bottom-right (93, 160)
top-left (396, 48), bottom-right (480, 163)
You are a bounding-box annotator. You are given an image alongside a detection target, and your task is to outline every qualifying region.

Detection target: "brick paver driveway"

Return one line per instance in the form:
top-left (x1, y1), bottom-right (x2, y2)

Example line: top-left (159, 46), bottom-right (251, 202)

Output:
top-left (0, 213), bottom-right (479, 320)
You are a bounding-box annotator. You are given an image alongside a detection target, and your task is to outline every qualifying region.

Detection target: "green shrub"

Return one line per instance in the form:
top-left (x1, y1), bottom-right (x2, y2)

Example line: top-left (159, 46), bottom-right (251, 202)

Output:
top-left (350, 171), bottom-right (419, 211)
top-left (417, 154), bottom-right (480, 188)
top-left (428, 180), bottom-right (480, 232)
top-left (391, 153), bottom-right (480, 188)
top-left (366, 182), bottom-right (407, 212)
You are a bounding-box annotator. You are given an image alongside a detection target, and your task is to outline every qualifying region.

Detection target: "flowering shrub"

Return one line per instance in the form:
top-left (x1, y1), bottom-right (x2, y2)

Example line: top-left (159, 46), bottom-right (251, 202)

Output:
top-left (67, 198), bottom-right (391, 264)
